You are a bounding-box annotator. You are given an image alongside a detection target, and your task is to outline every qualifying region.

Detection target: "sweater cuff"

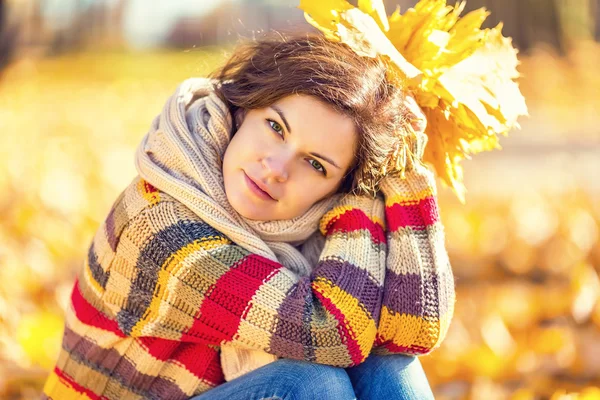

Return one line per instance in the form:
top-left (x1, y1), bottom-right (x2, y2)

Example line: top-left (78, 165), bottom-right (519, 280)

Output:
top-left (380, 166), bottom-right (441, 233)
top-left (379, 165), bottom-right (437, 205)
top-left (319, 195), bottom-right (385, 237)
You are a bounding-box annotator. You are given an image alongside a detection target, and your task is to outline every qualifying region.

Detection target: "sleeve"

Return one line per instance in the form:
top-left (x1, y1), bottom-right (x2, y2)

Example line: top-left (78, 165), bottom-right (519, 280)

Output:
top-left (371, 163), bottom-right (456, 356)
top-left (101, 194), bottom-right (387, 368)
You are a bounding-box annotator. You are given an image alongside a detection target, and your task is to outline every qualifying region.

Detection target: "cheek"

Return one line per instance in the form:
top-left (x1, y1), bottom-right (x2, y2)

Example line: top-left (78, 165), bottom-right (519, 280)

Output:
top-left (286, 177), bottom-right (335, 207)
top-left (225, 129), bottom-right (254, 166)
top-left (222, 134), bottom-right (248, 188)
top-left (230, 124), bottom-right (268, 158)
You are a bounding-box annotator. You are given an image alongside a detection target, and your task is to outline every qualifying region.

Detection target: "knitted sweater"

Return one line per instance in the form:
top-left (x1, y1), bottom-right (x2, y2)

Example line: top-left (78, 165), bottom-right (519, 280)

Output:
top-left (43, 174), bottom-right (454, 400)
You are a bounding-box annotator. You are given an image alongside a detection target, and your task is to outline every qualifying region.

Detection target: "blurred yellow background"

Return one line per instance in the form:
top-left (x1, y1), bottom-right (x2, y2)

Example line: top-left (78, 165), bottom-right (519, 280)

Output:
top-left (1, 0), bottom-right (600, 399)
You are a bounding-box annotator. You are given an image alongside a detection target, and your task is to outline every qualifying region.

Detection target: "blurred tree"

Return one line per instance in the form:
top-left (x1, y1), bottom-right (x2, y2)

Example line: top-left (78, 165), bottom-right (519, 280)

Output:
top-left (383, 0), bottom-right (599, 53)
top-left (555, 0), bottom-right (598, 46)
top-left (456, 0), bottom-right (564, 53)
top-left (0, 0), bottom-right (18, 73)
top-left (596, 0), bottom-right (600, 40)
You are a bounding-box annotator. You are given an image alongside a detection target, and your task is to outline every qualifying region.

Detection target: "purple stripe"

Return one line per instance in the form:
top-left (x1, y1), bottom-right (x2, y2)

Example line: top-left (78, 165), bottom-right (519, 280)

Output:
top-left (87, 243), bottom-right (109, 289)
top-left (118, 219), bottom-right (221, 335)
top-left (382, 269), bottom-right (452, 319)
top-left (270, 279), bottom-right (315, 360)
top-left (382, 271), bottom-right (426, 318)
top-left (61, 326), bottom-right (189, 400)
top-left (269, 258), bottom-right (384, 360)
top-left (314, 258), bottom-right (383, 320)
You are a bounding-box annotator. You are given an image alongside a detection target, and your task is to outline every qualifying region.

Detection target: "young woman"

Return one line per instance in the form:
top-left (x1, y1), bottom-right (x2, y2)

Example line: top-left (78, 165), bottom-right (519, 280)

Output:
top-left (42, 33), bottom-right (455, 400)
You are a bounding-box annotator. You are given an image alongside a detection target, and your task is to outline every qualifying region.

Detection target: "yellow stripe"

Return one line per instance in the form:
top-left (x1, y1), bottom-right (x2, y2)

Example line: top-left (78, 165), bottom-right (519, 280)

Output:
top-left (59, 355), bottom-right (142, 400)
top-left (377, 306), bottom-right (447, 349)
top-left (161, 359), bottom-right (215, 396)
top-left (43, 371), bottom-right (94, 400)
top-left (65, 306), bottom-right (124, 349)
top-left (384, 185), bottom-right (435, 207)
top-left (312, 279), bottom-right (377, 361)
top-left (137, 179), bottom-right (161, 206)
top-left (131, 237), bottom-right (230, 337)
top-left (372, 215), bottom-right (385, 230)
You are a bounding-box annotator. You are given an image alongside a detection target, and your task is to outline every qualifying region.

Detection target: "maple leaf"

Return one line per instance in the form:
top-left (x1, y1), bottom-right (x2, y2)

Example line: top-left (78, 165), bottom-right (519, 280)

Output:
top-left (298, 0), bottom-right (528, 203)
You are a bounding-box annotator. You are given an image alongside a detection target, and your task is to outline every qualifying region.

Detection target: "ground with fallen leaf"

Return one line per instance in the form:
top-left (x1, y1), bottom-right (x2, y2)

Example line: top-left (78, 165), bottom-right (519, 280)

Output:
top-left (0, 42), bottom-right (599, 399)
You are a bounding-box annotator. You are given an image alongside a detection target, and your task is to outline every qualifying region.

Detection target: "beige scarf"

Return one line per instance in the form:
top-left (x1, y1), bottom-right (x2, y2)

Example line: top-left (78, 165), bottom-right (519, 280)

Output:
top-left (134, 78), bottom-right (339, 381)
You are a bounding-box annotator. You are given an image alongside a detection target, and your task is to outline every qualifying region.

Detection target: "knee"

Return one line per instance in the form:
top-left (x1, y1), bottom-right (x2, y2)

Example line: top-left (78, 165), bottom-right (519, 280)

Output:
top-left (346, 355), bottom-right (434, 400)
top-left (367, 353), bottom-right (417, 372)
top-left (275, 359), bottom-right (355, 400)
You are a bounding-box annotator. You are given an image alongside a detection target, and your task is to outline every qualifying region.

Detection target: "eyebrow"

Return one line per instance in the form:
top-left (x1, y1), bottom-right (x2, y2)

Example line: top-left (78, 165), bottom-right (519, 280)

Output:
top-left (309, 151), bottom-right (341, 169)
top-left (269, 104), bottom-right (342, 170)
top-left (270, 105), bottom-right (291, 133)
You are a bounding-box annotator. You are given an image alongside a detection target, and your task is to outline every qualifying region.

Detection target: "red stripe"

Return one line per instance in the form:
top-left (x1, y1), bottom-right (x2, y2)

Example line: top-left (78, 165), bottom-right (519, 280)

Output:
top-left (143, 180), bottom-right (158, 193)
top-left (137, 337), bottom-right (223, 382)
top-left (53, 367), bottom-right (104, 400)
top-left (186, 254), bottom-right (281, 344)
top-left (312, 283), bottom-right (365, 366)
top-left (71, 280), bottom-right (126, 338)
top-left (202, 347), bottom-right (226, 386)
top-left (324, 209), bottom-right (386, 245)
top-left (170, 342), bottom-right (223, 382)
top-left (385, 196), bottom-right (439, 232)
top-left (137, 336), bottom-right (179, 360)
top-left (379, 341), bottom-right (431, 355)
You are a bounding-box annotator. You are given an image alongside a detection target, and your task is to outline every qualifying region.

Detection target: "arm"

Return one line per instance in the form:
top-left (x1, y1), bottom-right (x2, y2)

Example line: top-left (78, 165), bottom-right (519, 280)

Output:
top-left (372, 163), bottom-right (456, 356)
top-left (92, 192), bottom-right (387, 368)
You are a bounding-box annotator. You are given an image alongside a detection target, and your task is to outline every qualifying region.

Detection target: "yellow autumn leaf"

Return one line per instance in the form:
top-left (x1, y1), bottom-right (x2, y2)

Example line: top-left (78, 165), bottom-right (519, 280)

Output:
top-left (300, 0), bottom-right (422, 79)
top-left (298, 0), bottom-right (528, 203)
top-left (357, 0), bottom-right (389, 31)
top-left (438, 23), bottom-right (527, 135)
top-left (299, 0), bottom-right (353, 33)
top-left (16, 311), bottom-right (64, 369)
top-left (580, 387), bottom-right (600, 400)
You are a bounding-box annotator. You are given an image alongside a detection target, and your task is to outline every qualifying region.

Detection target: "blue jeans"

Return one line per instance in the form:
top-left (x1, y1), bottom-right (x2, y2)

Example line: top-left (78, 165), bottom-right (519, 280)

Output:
top-left (191, 354), bottom-right (435, 400)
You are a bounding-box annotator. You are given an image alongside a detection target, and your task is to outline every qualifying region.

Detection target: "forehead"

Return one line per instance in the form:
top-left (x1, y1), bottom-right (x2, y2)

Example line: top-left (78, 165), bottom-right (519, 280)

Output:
top-left (272, 94), bottom-right (358, 163)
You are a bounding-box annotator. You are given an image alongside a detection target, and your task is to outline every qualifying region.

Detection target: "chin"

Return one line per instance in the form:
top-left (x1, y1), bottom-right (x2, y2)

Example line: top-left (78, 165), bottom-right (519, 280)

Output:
top-left (236, 206), bottom-right (270, 221)
top-left (225, 191), bottom-right (272, 221)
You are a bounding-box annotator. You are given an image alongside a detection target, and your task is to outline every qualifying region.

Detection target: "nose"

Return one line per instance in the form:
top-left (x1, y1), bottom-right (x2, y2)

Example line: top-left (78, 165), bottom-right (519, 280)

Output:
top-left (262, 154), bottom-right (289, 182)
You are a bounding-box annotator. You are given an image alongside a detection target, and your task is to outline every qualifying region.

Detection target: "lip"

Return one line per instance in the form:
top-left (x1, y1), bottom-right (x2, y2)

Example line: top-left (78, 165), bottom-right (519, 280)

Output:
top-left (243, 171), bottom-right (276, 201)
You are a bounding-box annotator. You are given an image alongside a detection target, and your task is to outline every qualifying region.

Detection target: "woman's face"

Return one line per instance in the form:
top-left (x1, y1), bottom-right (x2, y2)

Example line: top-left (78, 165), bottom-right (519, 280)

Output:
top-left (222, 94), bottom-right (357, 221)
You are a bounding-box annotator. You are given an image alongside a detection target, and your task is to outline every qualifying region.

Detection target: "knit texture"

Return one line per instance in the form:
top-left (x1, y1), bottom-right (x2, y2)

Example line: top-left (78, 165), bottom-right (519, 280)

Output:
top-left (42, 166), bottom-right (454, 399)
top-left (42, 79), bottom-right (455, 399)
top-left (136, 77), bottom-right (339, 274)
top-left (43, 177), bottom-right (385, 399)
top-left (136, 77), bottom-right (344, 380)
top-left (374, 164), bottom-right (455, 355)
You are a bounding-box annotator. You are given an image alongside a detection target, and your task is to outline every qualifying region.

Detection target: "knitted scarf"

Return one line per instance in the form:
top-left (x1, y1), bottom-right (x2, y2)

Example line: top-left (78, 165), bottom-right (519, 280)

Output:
top-left (134, 77), bottom-right (340, 381)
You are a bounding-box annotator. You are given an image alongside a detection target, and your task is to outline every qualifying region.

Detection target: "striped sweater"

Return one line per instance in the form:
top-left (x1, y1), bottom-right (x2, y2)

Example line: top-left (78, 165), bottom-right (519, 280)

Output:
top-left (43, 168), bottom-right (455, 399)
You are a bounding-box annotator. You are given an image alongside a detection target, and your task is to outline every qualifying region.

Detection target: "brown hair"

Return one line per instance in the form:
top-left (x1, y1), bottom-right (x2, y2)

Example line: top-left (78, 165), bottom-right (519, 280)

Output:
top-left (209, 32), bottom-right (416, 197)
